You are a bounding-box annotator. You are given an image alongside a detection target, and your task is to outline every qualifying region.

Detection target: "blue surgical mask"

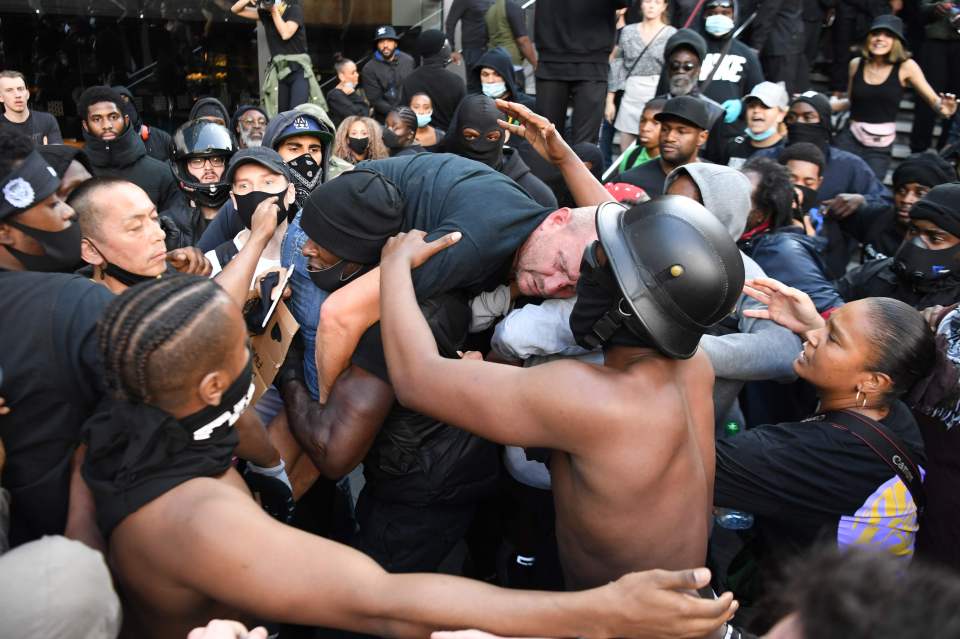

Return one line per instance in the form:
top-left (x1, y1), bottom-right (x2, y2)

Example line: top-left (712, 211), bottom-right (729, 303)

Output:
top-left (416, 112), bottom-right (432, 128)
top-left (482, 82), bottom-right (507, 99)
top-left (705, 14), bottom-right (735, 36)
top-left (745, 125), bottom-right (777, 141)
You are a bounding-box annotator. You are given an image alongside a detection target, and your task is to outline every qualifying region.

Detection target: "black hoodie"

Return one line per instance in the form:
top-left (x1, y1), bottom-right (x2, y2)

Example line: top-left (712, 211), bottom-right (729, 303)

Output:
top-left (470, 47), bottom-right (536, 110)
top-left (189, 97), bottom-right (231, 126)
top-left (112, 85), bottom-right (173, 162)
top-left (83, 122), bottom-right (183, 211)
top-left (401, 53), bottom-right (466, 132)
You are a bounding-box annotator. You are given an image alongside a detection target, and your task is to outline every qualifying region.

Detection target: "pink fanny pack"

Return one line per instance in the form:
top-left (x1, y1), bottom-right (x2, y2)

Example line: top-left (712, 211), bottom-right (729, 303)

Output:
top-left (849, 120), bottom-right (896, 148)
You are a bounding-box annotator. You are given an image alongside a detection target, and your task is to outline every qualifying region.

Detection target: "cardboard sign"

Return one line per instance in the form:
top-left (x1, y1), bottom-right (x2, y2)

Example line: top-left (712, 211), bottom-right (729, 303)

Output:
top-left (250, 300), bottom-right (299, 403)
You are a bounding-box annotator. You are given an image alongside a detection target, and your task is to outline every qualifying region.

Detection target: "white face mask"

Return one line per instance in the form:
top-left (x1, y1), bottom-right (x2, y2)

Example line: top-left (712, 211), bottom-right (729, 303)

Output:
top-left (705, 14), bottom-right (734, 36)
top-left (482, 82), bottom-right (507, 99)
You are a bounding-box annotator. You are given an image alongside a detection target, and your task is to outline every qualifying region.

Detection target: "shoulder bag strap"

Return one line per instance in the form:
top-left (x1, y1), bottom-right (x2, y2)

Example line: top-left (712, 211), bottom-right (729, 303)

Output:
top-left (623, 25), bottom-right (669, 79)
top-left (823, 409), bottom-right (926, 514)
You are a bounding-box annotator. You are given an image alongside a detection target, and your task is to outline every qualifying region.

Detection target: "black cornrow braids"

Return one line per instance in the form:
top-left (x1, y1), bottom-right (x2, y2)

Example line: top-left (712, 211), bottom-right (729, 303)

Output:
top-left (98, 274), bottom-right (223, 403)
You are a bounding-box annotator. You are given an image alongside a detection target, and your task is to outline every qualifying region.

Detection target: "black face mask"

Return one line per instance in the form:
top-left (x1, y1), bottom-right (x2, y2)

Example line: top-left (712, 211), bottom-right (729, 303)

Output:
top-left (893, 236), bottom-right (960, 282)
top-left (286, 153), bottom-right (322, 209)
top-left (179, 355), bottom-right (255, 441)
top-left (569, 242), bottom-right (653, 350)
top-left (382, 127), bottom-right (408, 151)
top-left (5, 219), bottom-right (82, 272)
top-left (306, 259), bottom-right (369, 292)
top-left (794, 184), bottom-right (819, 217)
top-left (86, 238), bottom-right (167, 287)
top-left (234, 189), bottom-right (291, 229)
top-left (787, 122), bottom-right (831, 156)
top-left (347, 136), bottom-right (370, 155)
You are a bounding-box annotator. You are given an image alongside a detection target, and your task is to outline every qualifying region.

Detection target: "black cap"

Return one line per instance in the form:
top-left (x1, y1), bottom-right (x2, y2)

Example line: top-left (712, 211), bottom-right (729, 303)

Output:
top-left (868, 14), bottom-right (906, 43)
top-left (374, 25), bottom-right (399, 42)
top-left (300, 169), bottom-right (404, 264)
top-left (655, 96), bottom-right (711, 130)
top-left (37, 144), bottom-right (91, 178)
top-left (225, 147), bottom-right (290, 184)
top-left (664, 28), bottom-right (707, 63)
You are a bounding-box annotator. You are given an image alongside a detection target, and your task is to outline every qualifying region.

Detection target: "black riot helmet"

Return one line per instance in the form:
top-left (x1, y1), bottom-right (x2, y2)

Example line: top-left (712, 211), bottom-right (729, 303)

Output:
top-left (577, 197), bottom-right (745, 358)
top-left (170, 119), bottom-right (237, 208)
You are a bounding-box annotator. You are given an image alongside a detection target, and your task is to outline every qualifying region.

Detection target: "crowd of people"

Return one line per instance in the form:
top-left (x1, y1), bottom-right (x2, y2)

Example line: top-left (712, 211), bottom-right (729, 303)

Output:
top-left (4, 0), bottom-right (960, 638)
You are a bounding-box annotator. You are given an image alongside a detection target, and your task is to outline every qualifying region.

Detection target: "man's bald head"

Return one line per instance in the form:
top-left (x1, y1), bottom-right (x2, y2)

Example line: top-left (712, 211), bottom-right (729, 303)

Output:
top-left (70, 177), bottom-right (153, 242)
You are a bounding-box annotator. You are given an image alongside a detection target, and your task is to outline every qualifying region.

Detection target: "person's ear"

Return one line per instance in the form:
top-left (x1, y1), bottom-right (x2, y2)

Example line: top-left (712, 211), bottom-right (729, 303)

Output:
top-left (545, 207), bottom-right (572, 230)
top-left (816, 175), bottom-right (824, 187)
top-left (81, 119), bottom-right (89, 133)
top-left (123, 114), bottom-right (130, 128)
top-left (229, 191), bottom-right (237, 209)
top-left (0, 222), bottom-right (15, 247)
top-left (80, 237), bottom-right (105, 267)
top-left (698, 129), bottom-right (710, 147)
top-left (198, 369), bottom-right (230, 407)
top-left (859, 372), bottom-right (893, 400)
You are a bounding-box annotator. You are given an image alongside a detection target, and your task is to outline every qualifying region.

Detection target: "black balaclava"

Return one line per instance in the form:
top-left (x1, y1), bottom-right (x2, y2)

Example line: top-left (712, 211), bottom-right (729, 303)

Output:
top-left (569, 241), bottom-right (655, 350)
top-left (787, 92), bottom-right (833, 157)
top-left (444, 95), bottom-right (505, 169)
top-left (83, 355), bottom-right (254, 537)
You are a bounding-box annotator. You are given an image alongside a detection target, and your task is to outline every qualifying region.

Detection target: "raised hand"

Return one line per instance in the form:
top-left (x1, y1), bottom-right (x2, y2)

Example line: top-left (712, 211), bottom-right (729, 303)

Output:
top-left (495, 99), bottom-right (574, 167)
top-left (742, 277), bottom-right (825, 335)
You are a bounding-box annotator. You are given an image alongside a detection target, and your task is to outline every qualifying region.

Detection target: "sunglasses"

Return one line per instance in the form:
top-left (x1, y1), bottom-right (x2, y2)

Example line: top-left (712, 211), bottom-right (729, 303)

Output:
top-left (669, 61), bottom-right (698, 72)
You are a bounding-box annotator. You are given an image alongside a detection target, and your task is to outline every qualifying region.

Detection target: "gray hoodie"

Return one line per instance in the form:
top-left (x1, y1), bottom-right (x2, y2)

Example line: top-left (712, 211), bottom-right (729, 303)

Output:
top-left (665, 163), bottom-right (801, 418)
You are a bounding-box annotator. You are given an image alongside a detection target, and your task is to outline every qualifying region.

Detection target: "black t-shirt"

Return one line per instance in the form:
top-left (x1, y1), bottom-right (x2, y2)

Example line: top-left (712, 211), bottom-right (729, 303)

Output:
top-left (0, 272), bottom-right (114, 547)
top-left (0, 110), bottom-right (63, 145)
top-left (721, 136), bottom-right (785, 168)
top-left (534, 0), bottom-right (627, 66)
top-left (358, 153), bottom-right (554, 299)
top-left (615, 157), bottom-right (668, 197)
top-left (259, 2), bottom-right (307, 57)
top-left (715, 401), bottom-right (926, 562)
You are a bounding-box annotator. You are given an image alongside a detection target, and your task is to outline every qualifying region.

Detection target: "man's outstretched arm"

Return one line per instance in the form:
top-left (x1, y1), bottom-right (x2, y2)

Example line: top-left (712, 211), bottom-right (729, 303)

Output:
top-left (169, 480), bottom-right (737, 638)
top-left (380, 231), bottom-right (611, 453)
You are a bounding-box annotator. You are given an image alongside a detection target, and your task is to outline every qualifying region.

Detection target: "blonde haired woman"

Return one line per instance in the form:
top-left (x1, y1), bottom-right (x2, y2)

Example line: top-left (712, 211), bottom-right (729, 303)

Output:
top-left (605, 0), bottom-right (675, 151)
top-left (833, 14), bottom-right (957, 180)
top-left (333, 115), bottom-right (388, 166)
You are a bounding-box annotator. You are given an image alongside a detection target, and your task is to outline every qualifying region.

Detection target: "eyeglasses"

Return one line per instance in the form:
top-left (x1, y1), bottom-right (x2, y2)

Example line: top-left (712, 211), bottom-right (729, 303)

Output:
top-left (240, 117), bottom-right (267, 128)
top-left (187, 156), bottom-right (226, 169)
top-left (669, 61), bottom-right (698, 72)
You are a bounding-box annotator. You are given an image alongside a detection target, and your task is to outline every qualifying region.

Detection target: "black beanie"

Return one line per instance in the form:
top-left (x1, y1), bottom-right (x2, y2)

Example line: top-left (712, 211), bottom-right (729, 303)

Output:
top-left (909, 183), bottom-right (960, 238)
top-left (417, 29), bottom-right (447, 57)
top-left (300, 169), bottom-right (404, 264)
top-left (892, 153), bottom-right (955, 189)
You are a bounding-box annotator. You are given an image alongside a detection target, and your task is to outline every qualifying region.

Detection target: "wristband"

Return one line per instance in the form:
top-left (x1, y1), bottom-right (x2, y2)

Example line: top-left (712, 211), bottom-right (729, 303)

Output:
top-left (246, 459), bottom-right (292, 492)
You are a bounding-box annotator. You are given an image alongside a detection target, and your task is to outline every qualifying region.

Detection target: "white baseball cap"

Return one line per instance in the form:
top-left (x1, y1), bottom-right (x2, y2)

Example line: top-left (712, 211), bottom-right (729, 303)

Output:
top-left (743, 81), bottom-right (789, 110)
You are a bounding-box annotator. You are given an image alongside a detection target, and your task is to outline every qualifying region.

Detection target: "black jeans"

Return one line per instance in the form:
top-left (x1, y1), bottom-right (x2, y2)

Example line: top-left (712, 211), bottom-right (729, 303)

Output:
top-left (910, 39), bottom-right (960, 152)
top-left (277, 62), bottom-right (309, 113)
top-left (835, 126), bottom-right (892, 181)
top-left (535, 79), bottom-right (607, 145)
top-left (762, 53), bottom-right (808, 95)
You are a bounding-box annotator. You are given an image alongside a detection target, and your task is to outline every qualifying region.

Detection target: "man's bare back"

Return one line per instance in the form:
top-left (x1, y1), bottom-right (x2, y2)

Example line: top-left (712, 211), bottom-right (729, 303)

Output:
top-left (378, 231), bottom-right (725, 592)
top-left (548, 349), bottom-right (715, 589)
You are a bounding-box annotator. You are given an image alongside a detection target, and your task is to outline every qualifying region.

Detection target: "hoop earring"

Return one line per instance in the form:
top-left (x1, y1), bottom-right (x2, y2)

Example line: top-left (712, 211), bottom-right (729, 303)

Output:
top-left (856, 390), bottom-right (867, 408)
